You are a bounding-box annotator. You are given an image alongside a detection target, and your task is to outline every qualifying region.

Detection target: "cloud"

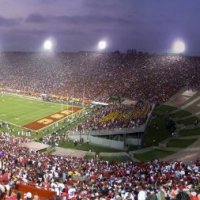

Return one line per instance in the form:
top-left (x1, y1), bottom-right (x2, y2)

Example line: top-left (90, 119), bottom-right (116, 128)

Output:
top-left (25, 14), bottom-right (47, 23)
top-left (25, 14), bottom-right (131, 26)
top-left (4, 27), bottom-right (86, 39)
top-left (0, 16), bottom-right (20, 26)
top-left (83, 0), bottom-right (116, 9)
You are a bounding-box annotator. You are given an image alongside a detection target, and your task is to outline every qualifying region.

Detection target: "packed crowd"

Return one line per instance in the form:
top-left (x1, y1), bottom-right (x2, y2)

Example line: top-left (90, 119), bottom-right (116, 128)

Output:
top-left (42, 133), bottom-right (69, 147)
top-left (1, 52), bottom-right (200, 199)
top-left (77, 102), bottom-right (150, 131)
top-left (0, 134), bottom-right (200, 200)
top-left (0, 52), bottom-right (200, 103)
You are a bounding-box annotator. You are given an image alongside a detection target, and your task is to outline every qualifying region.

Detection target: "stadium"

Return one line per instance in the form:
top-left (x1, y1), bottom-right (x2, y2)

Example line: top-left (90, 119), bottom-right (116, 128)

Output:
top-left (0, 0), bottom-right (200, 200)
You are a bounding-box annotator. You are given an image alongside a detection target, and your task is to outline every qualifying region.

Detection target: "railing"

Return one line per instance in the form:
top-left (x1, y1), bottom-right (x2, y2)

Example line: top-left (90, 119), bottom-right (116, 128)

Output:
top-left (15, 184), bottom-right (56, 200)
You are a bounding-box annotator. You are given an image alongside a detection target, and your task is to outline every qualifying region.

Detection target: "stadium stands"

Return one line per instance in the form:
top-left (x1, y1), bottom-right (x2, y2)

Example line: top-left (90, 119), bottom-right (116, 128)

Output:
top-left (76, 102), bottom-right (150, 131)
top-left (0, 134), bottom-right (200, 199)
top-left (1, 52), bottom-right (200, 199)
top-left (0, 53), bottom-right (200, 104)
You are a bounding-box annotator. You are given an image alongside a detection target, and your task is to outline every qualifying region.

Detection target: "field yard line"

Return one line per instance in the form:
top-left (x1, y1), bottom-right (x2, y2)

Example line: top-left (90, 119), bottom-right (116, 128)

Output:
top-left (8, 93), bottom-right (66, 106)
top-left (0, 108), bottom-right (85, 132)
top-left (1, 92), bottom-right (85, 132)
top-left (0, 119), bottom-right (30, 130)
top-left (4, 92), bottom-right (81, 108)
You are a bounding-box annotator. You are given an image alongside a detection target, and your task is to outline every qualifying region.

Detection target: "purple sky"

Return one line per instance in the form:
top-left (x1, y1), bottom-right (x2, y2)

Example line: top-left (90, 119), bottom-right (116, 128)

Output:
top-left (0, 0), bottom-right (199, 54)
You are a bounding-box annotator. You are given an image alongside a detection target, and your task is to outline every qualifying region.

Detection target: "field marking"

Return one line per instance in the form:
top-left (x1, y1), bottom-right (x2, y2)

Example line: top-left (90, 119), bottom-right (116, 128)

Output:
top-left (3, 92), bottom-right (82, 108)
top-left (23, 107), bottom-right (86, 131)
top-left (0, 92), bottom-right (86, 131)
top-left (0, 106), bottom-right (82, 131)
top-left (0, 119), bottom-right (29, 130)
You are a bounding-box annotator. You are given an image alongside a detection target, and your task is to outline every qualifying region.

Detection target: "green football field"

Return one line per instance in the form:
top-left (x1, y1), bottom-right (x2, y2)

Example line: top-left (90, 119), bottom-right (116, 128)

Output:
top-left (0, 93), bottom-right (75, 127)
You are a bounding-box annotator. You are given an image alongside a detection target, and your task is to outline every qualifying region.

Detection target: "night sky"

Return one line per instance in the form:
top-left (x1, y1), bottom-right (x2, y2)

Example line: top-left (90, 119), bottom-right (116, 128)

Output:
top-left (0, 0), bottom-right (199, 55)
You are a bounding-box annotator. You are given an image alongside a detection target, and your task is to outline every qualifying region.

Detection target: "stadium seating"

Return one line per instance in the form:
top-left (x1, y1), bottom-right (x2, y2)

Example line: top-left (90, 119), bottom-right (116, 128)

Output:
top-left (0, 135), bottom-right (199, 199)
top-left (1, 53), bottom-right (200, 199)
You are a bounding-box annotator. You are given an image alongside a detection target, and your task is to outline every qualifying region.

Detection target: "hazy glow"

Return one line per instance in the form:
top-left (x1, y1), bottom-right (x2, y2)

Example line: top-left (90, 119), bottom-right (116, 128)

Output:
top-left (173, 40), bottom-right (186, 53)
top-left (98, 40), bottom-right (107, 50)
top-left (43, 39), bottom-right (53, 51)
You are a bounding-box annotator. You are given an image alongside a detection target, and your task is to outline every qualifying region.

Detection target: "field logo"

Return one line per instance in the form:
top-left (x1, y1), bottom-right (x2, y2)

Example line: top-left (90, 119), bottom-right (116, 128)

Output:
top-left (38, 118), bottom-right (53, 125)
top-left (23, 106), bottom-right (81, 130)
top-left (50, 113), bottom-right (64, 119)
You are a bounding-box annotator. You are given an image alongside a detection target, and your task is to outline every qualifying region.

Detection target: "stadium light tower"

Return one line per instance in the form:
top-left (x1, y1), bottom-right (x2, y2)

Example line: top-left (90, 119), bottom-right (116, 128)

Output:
top-left (43, 39), bottom-right (53, 52)
top-left (172, 39), bottom-right (186, 54)
top-left (98, 40), bottom-right (107, 50)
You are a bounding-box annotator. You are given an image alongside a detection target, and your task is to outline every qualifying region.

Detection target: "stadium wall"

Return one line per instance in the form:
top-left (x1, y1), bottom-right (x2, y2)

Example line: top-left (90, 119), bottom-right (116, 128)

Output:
top-left (69, 134), bottom-right (136, 150)
top-left (126, 137), bottom-right (141, 146)
top-left (89, 136), bottom-right (124, 150)
top-left (70, 126), bottom-right (146, 137)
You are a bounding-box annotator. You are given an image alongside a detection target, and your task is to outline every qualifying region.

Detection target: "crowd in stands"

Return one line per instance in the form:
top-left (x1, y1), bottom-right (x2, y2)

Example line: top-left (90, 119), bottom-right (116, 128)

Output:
top-left (1, 52), bottom-right (200, 132)
top-left (1, 52), bottom-right (200, 199)
top-left (0, 52), bottom-right (200, 103)
top-left (77, 102), bottom-right (150, 131)
top-left (0, 134), bottom-right (200, 200)
top-left (42, 133), bottom-right (69, 147)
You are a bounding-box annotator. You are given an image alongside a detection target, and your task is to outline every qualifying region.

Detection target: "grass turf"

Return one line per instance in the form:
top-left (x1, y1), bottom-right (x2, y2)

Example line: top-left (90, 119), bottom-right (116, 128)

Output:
top-left (0, 93), bottom-right (80, 126)
top-left (178, 128), bottom-right (200, 137)
top-left (100, 155), bottom-right (131, 162)
top-left (176, 117), bottom-right (199, 125)
top-left (59, 141), bottom-right (123, 152)
top-left (143, 114), bottom-right (172, 147)
top-left (134, 149), bottom-right (175, 162)
top-left (166, 138), bottom-right (196, 148)
top-left (170, 110), bottom-right (192, 119)
top-left (154, 105), bottom-right (177, 113)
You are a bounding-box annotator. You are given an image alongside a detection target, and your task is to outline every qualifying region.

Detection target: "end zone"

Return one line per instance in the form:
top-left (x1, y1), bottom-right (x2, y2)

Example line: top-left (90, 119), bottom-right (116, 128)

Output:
top-left (23, 106), bottom-right (81, 131)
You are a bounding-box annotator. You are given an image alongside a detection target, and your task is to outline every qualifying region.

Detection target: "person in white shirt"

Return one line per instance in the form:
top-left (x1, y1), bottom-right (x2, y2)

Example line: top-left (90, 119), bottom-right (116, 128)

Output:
top-left (68, 186), bottom-right (76, 199)
top-left (138, 189), bottom-right (147, 200)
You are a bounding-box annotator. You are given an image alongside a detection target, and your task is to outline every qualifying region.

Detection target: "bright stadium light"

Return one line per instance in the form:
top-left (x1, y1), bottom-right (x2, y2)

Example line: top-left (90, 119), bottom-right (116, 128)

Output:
top-left (172, 39), bottom-right (186, 54)
top-left (43, 39), bottom-right (53, 51)
top-left (98, 40), bottom-right (107, 50)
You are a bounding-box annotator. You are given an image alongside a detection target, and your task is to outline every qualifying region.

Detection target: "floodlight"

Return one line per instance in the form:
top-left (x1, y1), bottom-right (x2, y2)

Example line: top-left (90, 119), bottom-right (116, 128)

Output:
top-left (173, 39), bottom-right (186, 54)
top-left (98, 40), bottom-right (107, 50)
top-left (43, 39), bottom-right (53, 51)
